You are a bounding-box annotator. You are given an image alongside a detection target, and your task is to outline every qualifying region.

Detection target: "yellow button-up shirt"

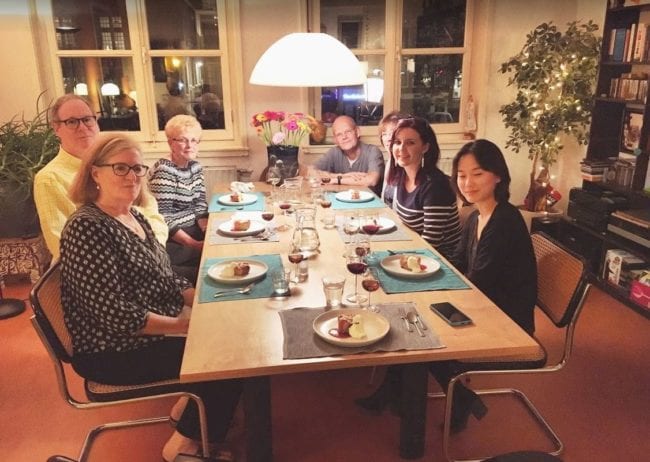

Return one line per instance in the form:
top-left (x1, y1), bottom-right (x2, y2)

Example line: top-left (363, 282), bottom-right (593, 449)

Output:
top-left (34, 147), bottom-right (168, 260)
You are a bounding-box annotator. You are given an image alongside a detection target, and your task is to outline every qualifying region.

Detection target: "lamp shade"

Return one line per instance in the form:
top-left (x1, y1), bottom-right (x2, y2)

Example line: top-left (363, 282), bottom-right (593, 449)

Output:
top-left (100, 82), bottom-right (120, 96)
top-left (250, 33), bottom-right (367, 87)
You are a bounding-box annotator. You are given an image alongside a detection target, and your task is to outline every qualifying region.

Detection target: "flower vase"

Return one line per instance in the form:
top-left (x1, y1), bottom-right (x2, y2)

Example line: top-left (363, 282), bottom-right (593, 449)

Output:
top-left (267, 145), bottom-right (300, 179)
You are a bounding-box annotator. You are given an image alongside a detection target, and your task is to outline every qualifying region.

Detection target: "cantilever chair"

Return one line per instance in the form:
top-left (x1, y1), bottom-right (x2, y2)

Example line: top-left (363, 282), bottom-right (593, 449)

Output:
top-left (437, 232), bottom-right (592, 462)
top-left (30, 262), bottom-right (211, 462)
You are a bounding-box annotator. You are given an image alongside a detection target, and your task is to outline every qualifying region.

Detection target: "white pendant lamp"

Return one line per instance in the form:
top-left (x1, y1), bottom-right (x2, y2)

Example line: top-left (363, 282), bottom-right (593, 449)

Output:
top-left (249, 32), bottom-right (367, 87)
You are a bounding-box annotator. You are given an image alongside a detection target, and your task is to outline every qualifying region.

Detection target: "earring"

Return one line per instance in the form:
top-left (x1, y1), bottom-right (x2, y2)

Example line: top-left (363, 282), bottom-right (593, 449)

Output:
top-left (96, 184), bottom-right (100, 190)
top-left (421, 155), bottom-right (425, 168)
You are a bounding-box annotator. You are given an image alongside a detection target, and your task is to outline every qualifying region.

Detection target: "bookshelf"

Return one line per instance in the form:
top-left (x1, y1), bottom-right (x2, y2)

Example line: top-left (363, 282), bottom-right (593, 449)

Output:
top-left (567, 1), bottom-right (650, 315)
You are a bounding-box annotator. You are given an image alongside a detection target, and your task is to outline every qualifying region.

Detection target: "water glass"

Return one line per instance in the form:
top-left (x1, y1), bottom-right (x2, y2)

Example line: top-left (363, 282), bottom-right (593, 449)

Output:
top-left (272, 268), bottom-right (291, 295)
top-left (322, 275), bottom-right (346, 308)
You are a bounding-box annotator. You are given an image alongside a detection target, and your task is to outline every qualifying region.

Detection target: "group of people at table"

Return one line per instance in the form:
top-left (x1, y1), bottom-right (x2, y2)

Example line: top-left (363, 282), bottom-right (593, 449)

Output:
top-left (32, 94), bottom-right (537, 461)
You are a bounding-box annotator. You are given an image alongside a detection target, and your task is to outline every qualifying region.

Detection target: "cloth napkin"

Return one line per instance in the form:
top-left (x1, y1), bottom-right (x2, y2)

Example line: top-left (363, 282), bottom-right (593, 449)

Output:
top-left (334, 216), bottom-right (411, 243)
top-left (208, 192), bottom-right (266, 212)
top-left (371, 249), bottom-right (469, 293)
top-left (198, 254), bottom-right (284, 303)
top-left (230, 181), bottom-right (255, 192)
top-left (279, 302), bottom-right (445, 359)
top-left (326, 191), bottom-right (386, 210)
top-left (208, 213), bottom-right (280, 245)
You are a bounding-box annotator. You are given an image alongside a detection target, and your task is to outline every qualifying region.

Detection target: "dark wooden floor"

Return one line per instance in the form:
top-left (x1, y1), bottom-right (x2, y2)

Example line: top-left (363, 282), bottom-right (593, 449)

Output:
top-left (1, 276), bottom-right (648, 461)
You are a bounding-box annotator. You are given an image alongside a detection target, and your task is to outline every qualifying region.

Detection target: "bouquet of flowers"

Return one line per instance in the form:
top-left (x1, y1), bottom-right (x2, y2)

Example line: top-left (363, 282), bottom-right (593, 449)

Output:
top-left (250, 110), bottom-right (318, 147)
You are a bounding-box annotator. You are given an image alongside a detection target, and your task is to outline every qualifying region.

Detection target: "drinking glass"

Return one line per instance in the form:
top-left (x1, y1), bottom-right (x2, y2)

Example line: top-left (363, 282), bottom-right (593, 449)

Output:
top-left (276, 187), bottom-right (292, 232)
top-left (261, 199), bottom-right (275, 233)
top-left (361, 212), bottom-right (381, 238)
top-left (287, 248), bottom-right (304, 283)
top-left (319, 193), bottom-right (335, 229)
top-left (345, 250), bottom-right (368, 305)
top-left (361, 268), bottom-right (380, 312)
top-left (343, 214), bottom-right (360, 244)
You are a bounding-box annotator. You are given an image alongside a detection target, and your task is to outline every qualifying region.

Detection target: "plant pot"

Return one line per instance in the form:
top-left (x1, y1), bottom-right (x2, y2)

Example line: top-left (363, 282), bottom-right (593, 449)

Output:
top-left (0, 185), bottom-right (41, 238)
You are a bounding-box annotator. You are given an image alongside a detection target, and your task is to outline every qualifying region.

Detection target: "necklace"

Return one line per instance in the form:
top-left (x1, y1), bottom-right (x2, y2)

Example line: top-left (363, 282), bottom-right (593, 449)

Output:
top-left (116, 212), bottom-right (144, 236)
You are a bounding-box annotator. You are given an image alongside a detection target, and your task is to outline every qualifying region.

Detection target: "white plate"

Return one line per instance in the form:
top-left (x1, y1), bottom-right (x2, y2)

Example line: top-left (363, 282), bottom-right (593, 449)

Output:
top-left (373, 216), bottom-right (397, 234)
top-left (379, 254), bottom-right (441, 279)
top-left (207, 259), bottom-right (269, 284)
top-left (313, 308), bottom-right (390, 348)
top-left (217, 193), bottom-right (258, 206)
top-left (217, 219), bottom-right (265, 237)
top-left (334, 190), bottom-right (375, 203)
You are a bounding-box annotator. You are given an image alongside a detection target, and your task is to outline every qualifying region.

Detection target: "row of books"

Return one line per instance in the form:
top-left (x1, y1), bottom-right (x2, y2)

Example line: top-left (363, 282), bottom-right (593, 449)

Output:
top-left (609, 73), bottom-right (649, 102)
top-left (608, 23), bottom-right (650, 62)
top-left (579, 159), bottom-right (614, 182)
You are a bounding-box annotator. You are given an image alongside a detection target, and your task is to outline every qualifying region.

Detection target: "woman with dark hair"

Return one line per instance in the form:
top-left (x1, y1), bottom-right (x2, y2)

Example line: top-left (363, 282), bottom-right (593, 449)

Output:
top-left (357, 139), bottom-right (537, 435)
top-left (382, 117), bottom-right (461, 259)
top-left (427, 138), bottom-right (538, 432)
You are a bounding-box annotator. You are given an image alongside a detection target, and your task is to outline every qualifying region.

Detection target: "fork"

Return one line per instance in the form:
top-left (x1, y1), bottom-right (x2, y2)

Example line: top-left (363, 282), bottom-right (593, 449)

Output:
top-left (234, 231), bottom-right (273, 241)
top-left (398, 307), bottom-right (412, 332)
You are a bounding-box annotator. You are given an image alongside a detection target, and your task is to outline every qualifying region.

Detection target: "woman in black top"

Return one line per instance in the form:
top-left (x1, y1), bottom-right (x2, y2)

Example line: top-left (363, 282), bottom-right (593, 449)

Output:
top-left (357, 140), bottom-right (537, 434)
top-left (60, 134), bottom-right (241, 461)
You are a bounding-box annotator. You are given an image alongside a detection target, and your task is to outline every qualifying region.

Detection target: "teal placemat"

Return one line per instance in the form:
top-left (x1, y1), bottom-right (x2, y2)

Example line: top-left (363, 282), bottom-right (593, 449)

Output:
top-left (326, 191), bottom-right (386, 210)
top-left (198, 254), bottom-right (284, 303)
top-left (371, 249), bottom-right (469, 293)
top-left (208, 192), bottom-right (266, 212)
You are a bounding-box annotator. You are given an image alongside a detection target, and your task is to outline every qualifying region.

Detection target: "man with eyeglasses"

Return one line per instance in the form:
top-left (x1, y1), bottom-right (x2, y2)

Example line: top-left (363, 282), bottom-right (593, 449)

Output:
top-left (309, 115), bottom-right (384, 196)
top-left (34, 94), bottom-right (168, 261)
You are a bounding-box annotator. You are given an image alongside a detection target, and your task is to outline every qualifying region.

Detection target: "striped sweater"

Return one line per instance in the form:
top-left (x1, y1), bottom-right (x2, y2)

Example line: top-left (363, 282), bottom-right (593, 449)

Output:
top-left (383, 168), bottom-right (461, 260)
top-left (148, 158), bottom-right (208, 235)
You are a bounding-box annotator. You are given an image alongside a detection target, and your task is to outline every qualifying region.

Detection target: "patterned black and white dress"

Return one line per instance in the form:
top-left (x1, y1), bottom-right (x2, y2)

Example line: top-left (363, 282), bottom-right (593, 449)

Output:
top-left (383, 167), bottom-right (461, 260)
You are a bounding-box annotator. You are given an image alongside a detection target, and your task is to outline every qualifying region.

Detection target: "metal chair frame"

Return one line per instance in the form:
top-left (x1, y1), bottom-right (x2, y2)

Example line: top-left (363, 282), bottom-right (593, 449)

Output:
top-left (30, 262), bottom-right (210, 462)
top-left (434, 232), bottom-right (593, 462)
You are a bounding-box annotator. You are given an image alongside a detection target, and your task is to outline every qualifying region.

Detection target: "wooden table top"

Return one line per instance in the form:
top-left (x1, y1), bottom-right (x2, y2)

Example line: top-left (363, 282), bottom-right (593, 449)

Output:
top-left (180, 182), bottom-right (541, 383)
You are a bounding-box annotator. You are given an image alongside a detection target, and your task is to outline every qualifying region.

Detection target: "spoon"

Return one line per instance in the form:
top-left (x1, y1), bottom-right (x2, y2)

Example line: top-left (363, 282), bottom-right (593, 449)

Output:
top-left (213, 282), bottom-right (256, 298)
top-left (406, 311), bottom-right (425, 337)
top-left (387, 249), bottom-right (425, 255)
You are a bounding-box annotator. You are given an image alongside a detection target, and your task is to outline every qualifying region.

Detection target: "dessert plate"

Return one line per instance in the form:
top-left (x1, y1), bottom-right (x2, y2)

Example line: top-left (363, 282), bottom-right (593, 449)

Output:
top-left (207, 259), bottom-right (269, 284)
top-left (313, 308), bottom-right (390, 347)
top-left (334, 190), bottom-right (374, 203)
top-left (217, 219), bottom-right (265, 237)
top-left (373, 216), bottom-right (397, 234)
top-left (379, 254), bottom-right (441, 279)
top-left (217, 193), bottom-right (258, 206)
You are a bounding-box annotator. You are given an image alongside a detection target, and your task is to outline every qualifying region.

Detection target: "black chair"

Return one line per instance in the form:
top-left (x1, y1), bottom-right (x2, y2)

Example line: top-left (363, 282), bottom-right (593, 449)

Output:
top-left (437, 232), bottom-right (592, 461)
top-left (30, 262), bottom-right (210, 462)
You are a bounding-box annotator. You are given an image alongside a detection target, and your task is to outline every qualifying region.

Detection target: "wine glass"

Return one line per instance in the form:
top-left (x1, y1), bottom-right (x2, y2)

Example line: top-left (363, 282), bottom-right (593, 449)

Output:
top-left (276, 187), bottom-right (292, 232)
top-left (319, 193), bottom-right (335, 229)
top-left (345, 250), bottom-right (368, 305)
top-left (361, 212), bottom-right (381, 238)
top-left (343, 214), bottom-right (359, 244)
top-left (261, 199), bottom-right (275, 234)
top-left (361, 268), bottom-right (380, 312)
top-left (287, 248), bottom-right (304, 283)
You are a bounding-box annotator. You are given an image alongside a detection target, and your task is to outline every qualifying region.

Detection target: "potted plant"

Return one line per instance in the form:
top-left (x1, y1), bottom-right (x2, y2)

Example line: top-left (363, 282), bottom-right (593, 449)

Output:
top-left (499, 21), bottom-right (601, 212)
top-left (0, 96), bottom-right (60, 237)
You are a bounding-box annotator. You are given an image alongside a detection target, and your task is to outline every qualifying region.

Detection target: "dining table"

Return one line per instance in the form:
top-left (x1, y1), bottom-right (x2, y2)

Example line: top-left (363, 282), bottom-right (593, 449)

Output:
top-left (180, 180), bottom-right (542, 462)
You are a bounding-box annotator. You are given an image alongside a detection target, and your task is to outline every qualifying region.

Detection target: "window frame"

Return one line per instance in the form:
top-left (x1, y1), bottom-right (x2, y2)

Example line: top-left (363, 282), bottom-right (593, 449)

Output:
top-left (311, 0), bottom-right (474, 138)
top-left (34, 0), bottom-right (246, 153)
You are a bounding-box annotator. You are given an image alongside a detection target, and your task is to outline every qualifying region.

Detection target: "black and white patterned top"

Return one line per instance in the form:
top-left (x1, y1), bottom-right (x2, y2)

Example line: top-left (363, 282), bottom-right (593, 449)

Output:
top-left (60, 204), bottom-right (192, 354)
top-left (148, 158), bottom-right (208, 235)
top-left (383, 167), bottom-right (461, 260)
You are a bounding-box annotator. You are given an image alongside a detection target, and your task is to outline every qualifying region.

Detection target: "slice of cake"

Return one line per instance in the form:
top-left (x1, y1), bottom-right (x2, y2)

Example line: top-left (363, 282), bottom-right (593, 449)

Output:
top-left (232, 219), bottom-right (251, 231)
top-left (350, 189), bottom-right (361, 200)
top-left (399, 254), bottom-right (424, 273)
top-left (230, 192), bottom-right (242, 202)
top-left (220, 261), bottom-right (251, 278)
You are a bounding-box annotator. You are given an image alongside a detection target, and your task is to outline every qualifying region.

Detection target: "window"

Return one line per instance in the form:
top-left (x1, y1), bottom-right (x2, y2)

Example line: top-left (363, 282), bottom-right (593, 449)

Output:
top-left (38, 0), bottom-right (241, 146)
top-left (315, 0), bottom-right (472, 133)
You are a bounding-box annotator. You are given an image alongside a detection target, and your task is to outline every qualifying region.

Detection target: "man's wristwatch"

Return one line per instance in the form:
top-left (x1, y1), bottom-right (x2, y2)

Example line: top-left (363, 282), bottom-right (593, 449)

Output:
top-left (337, 174), bottom-right (342, 185)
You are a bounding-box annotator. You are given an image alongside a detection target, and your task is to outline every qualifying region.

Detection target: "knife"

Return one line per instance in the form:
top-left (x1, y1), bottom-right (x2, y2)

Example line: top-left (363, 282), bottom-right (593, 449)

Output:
top-left (412, 310), bottom-right (428, 330)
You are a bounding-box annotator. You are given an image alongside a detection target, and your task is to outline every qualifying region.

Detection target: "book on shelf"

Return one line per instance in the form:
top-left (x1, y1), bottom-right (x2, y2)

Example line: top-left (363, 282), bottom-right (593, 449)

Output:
top-left (626, 23), bottom-right (636, 62)
top-left (634, 24), bottom-right (648, 62)
top-left (581, 173), bottom-right (604, 182)
top-left (612, 28), bottom-right (628, 61)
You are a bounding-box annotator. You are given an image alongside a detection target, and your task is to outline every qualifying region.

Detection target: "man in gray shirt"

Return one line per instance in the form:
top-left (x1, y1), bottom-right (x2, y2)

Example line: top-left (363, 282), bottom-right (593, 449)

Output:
top-left (309, 115), bottom-right (385, 196)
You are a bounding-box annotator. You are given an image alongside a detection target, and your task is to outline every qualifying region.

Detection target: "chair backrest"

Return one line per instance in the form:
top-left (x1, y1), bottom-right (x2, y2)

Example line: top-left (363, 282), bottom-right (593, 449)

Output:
top-left (531, 232), bottom-right (589, 328)
top-left (30, 262), bottom-right (74, 362)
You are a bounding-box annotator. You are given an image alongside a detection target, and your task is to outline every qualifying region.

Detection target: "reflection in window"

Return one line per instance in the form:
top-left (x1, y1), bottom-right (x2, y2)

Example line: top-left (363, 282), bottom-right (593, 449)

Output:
top-left (152, 57), bottom-right (224, 130)
top-left (60, 57), bottom-right (140, 131)
top-left (400, 55), bottom-right (463, 123)
top-left (146, 0), bottom-right (219, 50)
top-left (402, 0), bottom-right (466, 48)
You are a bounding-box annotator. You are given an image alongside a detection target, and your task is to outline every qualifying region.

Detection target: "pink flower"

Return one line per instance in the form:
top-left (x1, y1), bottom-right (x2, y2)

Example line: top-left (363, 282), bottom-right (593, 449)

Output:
top-left (250, 110), bottom-right (315, 147)
top-left (272, 132), bottom-right (286, 144)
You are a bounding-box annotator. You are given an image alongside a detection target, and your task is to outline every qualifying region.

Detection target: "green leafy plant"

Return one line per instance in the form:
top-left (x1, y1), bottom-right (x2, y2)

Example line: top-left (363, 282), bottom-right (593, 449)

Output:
top-left (499, 21), bottom-right (600, 211)
top-left (0, 94), bottom-right (60, 236)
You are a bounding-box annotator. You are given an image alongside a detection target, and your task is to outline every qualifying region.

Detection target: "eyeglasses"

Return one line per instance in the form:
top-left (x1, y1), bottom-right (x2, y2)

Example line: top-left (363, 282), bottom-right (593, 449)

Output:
top-left (56, 116), bottom-right (97, 129)
top-left (95, 163), bottom-right (149, 177)
top-left (333, 128), bottom-right (356, 139)
top-left (171, 137), bottom-right (200, 145)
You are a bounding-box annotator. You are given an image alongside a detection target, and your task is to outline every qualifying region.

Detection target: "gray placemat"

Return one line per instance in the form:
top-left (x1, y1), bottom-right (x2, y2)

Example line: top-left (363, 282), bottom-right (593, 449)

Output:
top-left (334, 216), bottom-right (411, 243)
top-left (208, 216), bottom-right (280, 245)
top-left (279, 302), bottom-right (445, 359)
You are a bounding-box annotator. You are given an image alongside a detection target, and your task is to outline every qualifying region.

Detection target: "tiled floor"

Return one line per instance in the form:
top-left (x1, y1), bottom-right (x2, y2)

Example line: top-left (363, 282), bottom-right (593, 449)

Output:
top-left (1, 276), bottom-right (648, 461)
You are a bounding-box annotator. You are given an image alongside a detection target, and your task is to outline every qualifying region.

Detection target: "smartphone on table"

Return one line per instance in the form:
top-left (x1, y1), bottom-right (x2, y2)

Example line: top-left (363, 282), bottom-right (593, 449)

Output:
top-left (430, 302), bottom-right (473, 327)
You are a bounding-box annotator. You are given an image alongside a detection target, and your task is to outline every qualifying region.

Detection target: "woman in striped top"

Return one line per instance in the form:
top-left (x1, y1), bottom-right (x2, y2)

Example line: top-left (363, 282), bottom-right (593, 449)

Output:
top-left (149, 115), bottom-right (208, 282)
top-left (382, 117), bottom-right (461, 260)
